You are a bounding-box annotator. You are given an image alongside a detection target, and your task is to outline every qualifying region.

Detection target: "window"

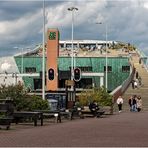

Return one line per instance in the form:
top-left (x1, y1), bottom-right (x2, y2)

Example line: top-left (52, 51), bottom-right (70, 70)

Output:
top-left (104, 66), bottom-right (112, 72)
top-left (70, 67), bottom-right (92, 72)
top-left (122, 66), bottom-right (130, 72)
top-left (25, 67), bottom-right (36, 73)
top-left (81, 66), bottom-right (92, 72)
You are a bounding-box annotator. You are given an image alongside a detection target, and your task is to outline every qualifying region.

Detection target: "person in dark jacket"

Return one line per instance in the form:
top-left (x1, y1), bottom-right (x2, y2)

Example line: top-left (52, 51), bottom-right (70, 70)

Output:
top-left (89, 100), bottom-right (99, 116)
top-left (128, 96), bottom-right (133, 111)
top-left (131, 95), bottom-right (137, 112)
top-left (135, 71), bottom-right (139, 79)
top-left (131, 80), bottom-right (135, 89)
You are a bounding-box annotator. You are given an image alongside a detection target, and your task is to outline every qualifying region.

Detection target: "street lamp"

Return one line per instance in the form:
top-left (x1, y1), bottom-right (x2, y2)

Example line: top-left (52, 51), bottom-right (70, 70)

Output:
top-left (42, 0), bottom-right (45, 100)
top-left (21, 48), bottom-right (23, 74)
top-left (67, 7), bottom-right (78, 82)
top-left (96, 22), bottom-right (108, 91)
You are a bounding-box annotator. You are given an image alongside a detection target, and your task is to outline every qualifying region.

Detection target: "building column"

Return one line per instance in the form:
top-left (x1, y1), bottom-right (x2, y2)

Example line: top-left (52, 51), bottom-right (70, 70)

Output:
top-left (100, 76), bottom-right (104, 87)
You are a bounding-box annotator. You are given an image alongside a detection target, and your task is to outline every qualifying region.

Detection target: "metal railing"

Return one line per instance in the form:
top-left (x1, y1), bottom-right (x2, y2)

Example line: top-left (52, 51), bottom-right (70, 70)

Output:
top-left (136, 49), bottom-right (148, 72)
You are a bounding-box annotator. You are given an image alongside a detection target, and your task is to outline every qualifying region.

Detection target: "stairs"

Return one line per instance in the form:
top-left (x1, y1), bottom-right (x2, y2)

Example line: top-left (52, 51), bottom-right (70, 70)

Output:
top-left (123, 54), bottom-right (148, 111)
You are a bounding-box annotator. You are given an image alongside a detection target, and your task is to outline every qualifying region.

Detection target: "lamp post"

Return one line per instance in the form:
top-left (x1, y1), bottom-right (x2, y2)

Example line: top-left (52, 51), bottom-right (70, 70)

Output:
top-left (96, 22), bottom-right (108, 91)
top-left (67, 7), bottom-right (78, 82)
top-left (21, 48), bottom-right (23, 74)
top-left (42, 0), bottom-right (45, 100)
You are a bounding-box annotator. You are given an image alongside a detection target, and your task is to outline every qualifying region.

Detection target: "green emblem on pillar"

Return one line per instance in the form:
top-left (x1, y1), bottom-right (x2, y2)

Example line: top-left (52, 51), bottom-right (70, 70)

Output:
top-left (49, 32), bottom-right (56, 40)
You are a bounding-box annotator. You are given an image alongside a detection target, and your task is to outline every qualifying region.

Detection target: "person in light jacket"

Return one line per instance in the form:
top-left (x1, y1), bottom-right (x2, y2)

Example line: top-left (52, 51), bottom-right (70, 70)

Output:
top-left (116, 96), bottom-right (124, 113)
top-left (137, 96), bottom-right (142, 112)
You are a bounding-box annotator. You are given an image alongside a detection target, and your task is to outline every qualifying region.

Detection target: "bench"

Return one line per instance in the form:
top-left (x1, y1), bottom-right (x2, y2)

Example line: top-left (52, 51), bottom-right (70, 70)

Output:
top-left (69, 108), bottom-right (83, 119)
top-left (81, 106), bottom-right (105, 118)
top-left (60, 110), bottom-right (73, 120)
top-left (34, 110), bottom-right (61, 123)
top-left (0, 117), bottom-right (13, 130)
top-left (13, 111), bottom-right (43, 126)
top-left (0, 103), bottom-right (14, 130)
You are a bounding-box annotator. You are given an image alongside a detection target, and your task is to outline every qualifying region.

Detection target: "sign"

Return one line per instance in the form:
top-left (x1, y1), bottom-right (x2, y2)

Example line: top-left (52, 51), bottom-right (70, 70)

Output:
top-left (65, 80), bottom-right (75, 86)
top-left (49, 32), bottom-right (56, 40)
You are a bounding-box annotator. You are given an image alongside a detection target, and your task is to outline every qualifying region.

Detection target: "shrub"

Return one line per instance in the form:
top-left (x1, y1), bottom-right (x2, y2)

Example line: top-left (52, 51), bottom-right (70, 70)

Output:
top-left (78, 86), bottom-right (113, 107)
top-left (0, 84), bottom-right (49, 111)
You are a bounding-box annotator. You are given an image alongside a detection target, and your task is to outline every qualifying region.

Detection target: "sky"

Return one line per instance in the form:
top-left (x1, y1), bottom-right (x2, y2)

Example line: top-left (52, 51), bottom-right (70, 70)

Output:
top-left (0, 0), bottom-right (148, 57)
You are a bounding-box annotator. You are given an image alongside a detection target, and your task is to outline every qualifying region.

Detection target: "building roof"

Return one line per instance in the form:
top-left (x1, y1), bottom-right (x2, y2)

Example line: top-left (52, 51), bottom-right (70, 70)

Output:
top-left (13, 40), bottom-right (133, 58)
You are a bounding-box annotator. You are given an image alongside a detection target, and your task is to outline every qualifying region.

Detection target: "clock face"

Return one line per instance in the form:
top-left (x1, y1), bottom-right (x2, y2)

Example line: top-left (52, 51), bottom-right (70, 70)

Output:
top-left (49, 32), bottom-right (56, 40)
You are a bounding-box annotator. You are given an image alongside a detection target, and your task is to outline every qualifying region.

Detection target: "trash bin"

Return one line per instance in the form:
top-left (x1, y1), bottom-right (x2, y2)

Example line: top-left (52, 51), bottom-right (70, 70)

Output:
top-left (47, 99), bottom-right (58, 111)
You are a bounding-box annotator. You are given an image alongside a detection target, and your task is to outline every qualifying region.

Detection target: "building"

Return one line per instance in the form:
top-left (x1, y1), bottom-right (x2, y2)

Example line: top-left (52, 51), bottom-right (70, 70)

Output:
top-left (13, 28), bottom-right (131, 93)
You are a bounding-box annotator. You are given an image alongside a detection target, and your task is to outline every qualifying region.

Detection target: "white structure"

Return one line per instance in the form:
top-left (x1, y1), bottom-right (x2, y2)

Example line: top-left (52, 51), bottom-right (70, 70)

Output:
top-left (0, 56), bottom-right (23, 86)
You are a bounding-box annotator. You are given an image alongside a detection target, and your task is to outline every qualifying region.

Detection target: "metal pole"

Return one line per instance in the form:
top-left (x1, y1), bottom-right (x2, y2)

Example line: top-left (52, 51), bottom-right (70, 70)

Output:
top-left (21, 48), bottom-right (23, 74)
top-left (105, 24), bottom-right (108, 91)
top-left (73, 11), bottom-right (76, 70)
top-left (71, 10), bottom-right (74, 81)
top-left (68, 7), bottom-right (78, 82)
top-left (42, 0), bottom-right (45, 100)
top-left (96, 22), bottom-right (108, 90)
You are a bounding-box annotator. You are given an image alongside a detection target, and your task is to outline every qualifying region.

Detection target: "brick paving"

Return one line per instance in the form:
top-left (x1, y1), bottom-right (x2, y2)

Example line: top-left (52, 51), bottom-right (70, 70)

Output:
top-left (0, 111), bottom-right (148, 147)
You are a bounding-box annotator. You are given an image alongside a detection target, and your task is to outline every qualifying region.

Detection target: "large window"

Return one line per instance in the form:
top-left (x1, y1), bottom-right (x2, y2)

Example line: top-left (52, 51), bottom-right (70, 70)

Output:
top-left (25, 67), bottom-right (36, 73)
top-left (104, 66), bottom-right (112, 72)
top-left (69, 66), bottom-right (92, 72)
top-left (122, 66), bottom-right (130, 72)
top-left (75, 78), bottom-right (92, 89)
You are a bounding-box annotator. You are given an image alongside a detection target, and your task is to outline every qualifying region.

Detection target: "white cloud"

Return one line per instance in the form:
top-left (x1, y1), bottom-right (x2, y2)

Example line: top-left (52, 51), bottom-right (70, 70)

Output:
top-left (0, 10), bottom-right (42, 40)
top-left (46, 1), bottom-right (107, 28)
top-left (0, 0), bottom-right (148, 56)
top-left (144, 2), bottom-right (148, 9)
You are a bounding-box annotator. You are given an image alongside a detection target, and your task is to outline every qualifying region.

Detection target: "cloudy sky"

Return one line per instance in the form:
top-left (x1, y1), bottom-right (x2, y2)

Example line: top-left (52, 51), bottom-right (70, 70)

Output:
top-left (0, 0), bottom-right (148, 57)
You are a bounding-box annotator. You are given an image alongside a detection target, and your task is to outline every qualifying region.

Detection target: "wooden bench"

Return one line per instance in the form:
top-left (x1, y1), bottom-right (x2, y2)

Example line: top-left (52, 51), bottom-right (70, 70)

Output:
top-left (60, 110), bottom-right (73, 120)
top-left (34, 110), bottom-right (61, 123)
top-left (0, 103), bottom-right (14, 130)
top-left (13, 111), bottom-right (43, 126)
top-left (81, 106), bottom-right (105, 118)
top-left (0, 117), bottom-right (13, 130)
top-left (69, 108), bottom-right (83, 119)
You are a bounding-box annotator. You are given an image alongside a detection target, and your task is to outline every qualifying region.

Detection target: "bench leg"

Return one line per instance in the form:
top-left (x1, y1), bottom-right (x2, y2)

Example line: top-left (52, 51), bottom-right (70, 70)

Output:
top-left (6, 125), bottom-right (10, 130)
top-left (41, 117), bottom-right (43, 126)
top-left (34, 118), bottom-right (37, 126)
top-left (96, 112), bottom-right (105, 118)
top-left (56, 115), bottom-right (61, 123)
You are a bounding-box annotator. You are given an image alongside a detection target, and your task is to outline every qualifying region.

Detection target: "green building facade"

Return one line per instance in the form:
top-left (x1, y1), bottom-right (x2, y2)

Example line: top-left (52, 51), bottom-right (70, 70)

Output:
top-left (14, 56), bottom-right (130, 92)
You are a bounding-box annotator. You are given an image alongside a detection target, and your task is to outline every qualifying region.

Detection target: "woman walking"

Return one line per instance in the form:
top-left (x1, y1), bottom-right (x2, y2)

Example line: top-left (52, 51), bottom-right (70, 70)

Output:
top-left (116, 96), bottom-right (124, 113)
top-left (137, 96), bottom-right (142, 112)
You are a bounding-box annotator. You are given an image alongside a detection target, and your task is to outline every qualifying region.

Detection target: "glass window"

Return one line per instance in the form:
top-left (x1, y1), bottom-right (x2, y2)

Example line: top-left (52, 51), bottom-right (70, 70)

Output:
top-left (122, 66), bottom-right (130, 72)
top-left (25, 67), bottom-right (36, 73)
top-left (104, 66), bottom-right (112, 72)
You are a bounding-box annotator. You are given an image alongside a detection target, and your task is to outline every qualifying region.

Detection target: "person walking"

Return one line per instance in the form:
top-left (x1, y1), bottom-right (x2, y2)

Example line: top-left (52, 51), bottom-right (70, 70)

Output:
top-left (137, 96), bottom-right (142, 112)
top-left (131, 95), bottom-right (137, 112)
top-left (116, 96), bottom-right (124, 113)
top-left (135, 71), bottom-right (139, 79)
top-left (134, 80), bottom-right (138, 89)
top-left (128, 96), bottom-right (133, 111)
top-left (131, 80), bottom-right (135, 89)
top-left (138, 76), bottom-right (142, 86)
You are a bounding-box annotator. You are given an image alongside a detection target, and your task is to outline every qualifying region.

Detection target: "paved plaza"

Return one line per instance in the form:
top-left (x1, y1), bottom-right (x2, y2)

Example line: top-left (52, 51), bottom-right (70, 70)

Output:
top-left (0, 111), bottom-right (148, 147)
